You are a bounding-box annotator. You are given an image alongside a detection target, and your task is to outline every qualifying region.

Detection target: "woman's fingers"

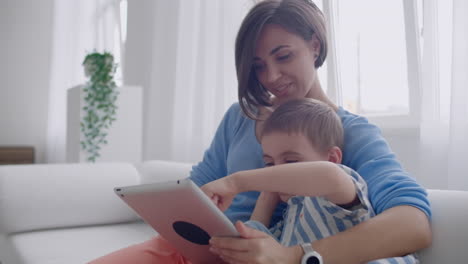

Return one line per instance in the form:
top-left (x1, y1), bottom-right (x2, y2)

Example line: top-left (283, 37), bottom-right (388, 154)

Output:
top-left (209, 222), bottom-right (284, 264)
top-left (235, 221), bottom-right (269, 239)
top-left (210, 221), bottom-right (270, 251)
top-left (209, 222), bottom-right (298, 264)
top-left (213, 247), bottom-right (254, 264)
top-left (210, 237), bottom-right (276, 264)
top-left (210, 236), bottom-right (251, 252)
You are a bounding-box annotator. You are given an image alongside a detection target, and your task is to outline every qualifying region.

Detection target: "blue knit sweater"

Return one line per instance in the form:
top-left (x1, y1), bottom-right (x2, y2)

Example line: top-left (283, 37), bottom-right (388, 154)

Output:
top-left (189, 103), bottom-right (431, 225)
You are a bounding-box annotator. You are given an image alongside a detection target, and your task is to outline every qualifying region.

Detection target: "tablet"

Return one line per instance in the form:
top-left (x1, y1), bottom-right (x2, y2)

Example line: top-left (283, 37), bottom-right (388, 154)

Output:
top-left (114, 179), bottom-right (239, 264)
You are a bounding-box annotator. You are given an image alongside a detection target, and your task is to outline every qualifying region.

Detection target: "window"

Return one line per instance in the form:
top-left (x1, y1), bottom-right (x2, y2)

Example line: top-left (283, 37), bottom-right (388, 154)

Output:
top-left (327, 0), bottom-right (422, 129)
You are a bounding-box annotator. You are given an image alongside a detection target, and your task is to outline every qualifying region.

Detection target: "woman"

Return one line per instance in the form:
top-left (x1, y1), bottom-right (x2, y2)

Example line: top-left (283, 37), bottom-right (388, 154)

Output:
top-left (90, 0), bottom-right (431, 263)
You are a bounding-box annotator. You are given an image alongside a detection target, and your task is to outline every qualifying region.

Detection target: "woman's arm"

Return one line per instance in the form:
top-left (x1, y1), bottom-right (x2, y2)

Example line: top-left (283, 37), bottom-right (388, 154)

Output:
top-left (311, 205), bottom-right (431, 263)
top-left (210, 205), bottom-right (431, 264)
top-left (340, 110), bottom-right (431, 217)
top-left (250, 191), bottom-right (280, 226)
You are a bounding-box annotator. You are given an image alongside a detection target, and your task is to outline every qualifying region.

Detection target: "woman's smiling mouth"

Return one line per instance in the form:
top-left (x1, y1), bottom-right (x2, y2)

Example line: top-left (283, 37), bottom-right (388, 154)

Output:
top-left (274, 83), bottom-right (292, 97)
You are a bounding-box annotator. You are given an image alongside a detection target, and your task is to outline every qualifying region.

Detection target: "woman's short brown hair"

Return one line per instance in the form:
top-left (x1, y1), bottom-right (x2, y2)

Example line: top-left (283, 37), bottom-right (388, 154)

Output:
top-left (261, 98), bottom-right (343, 153)
top-left (235, 0), bottom-right (328, 119)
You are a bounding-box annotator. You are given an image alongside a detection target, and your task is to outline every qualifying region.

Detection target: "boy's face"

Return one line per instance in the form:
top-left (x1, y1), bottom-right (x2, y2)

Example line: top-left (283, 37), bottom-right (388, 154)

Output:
top-left (261, 131), bottom-right (329, 202)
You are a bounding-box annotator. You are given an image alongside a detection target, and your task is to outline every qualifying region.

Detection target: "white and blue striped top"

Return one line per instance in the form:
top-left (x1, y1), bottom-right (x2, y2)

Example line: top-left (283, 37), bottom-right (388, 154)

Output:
top-left (245, 165), bottom-right (419, 264)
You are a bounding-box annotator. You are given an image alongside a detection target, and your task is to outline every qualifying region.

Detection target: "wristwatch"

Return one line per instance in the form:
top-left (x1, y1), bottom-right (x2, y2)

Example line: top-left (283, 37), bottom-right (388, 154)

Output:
top-left (300, 243), bottom-right (323, 264)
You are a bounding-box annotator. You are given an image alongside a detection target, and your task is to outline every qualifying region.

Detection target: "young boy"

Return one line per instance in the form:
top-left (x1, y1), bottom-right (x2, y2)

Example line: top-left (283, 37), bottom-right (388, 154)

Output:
top-left (202, 98), bottom-right (418, 264)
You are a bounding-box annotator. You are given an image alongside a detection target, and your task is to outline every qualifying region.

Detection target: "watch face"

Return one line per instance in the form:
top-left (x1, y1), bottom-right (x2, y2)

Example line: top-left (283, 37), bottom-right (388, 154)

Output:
top-left (306, 256), bottom-right (320, 264)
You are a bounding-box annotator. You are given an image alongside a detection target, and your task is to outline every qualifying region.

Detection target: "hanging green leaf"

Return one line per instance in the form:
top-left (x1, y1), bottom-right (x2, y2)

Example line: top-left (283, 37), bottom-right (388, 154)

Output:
top-left (80, 51), bottom-right (118, 162)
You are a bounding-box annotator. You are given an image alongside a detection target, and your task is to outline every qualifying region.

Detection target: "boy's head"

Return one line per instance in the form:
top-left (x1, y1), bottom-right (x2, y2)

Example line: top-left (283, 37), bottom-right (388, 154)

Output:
top-left (260, 98), bottom-right (343, 166)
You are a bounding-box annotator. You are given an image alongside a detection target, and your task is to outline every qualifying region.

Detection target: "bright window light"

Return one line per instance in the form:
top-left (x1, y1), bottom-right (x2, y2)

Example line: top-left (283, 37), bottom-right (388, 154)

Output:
top-left (336, 0), bottom-right (410, 116)
top-left (120, 0), bottom-right (128, 43)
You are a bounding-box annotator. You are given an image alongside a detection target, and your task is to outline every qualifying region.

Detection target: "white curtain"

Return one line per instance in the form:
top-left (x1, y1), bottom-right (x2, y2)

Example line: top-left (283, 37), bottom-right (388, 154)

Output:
top-left (419, 0), bottom-right (468, 190)
top-left (170, 0), bottom-right (251, 162)
top-left (127, 0), bottom-right (252, 163)
top-left (46, 0), bottom-right (124, 163)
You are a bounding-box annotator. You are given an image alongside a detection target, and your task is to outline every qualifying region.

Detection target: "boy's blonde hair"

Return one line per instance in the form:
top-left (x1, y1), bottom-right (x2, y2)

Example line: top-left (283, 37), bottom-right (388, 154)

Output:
top-left (261, 98), bottom-right (343, 153)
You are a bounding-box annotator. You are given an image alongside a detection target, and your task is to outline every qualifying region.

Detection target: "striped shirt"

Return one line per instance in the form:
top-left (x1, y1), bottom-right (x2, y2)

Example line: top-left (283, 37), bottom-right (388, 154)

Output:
top-left (245, 165), bottom-right (419, 264)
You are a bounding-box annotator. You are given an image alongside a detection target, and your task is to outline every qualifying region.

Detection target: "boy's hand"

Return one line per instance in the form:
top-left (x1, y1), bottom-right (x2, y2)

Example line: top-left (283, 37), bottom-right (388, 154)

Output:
top-left (201, 175), bottom-right (239, 211)
top-left (258, 191), bottom-right (280, 203)
top-left (250, 191), bottom-right (281, 226)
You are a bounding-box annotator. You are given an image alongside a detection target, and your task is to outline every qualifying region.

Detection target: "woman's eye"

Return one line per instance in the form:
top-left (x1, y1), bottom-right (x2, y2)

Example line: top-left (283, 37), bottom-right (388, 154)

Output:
top-left (277, 53), bottom-right (291, 61)
top-left (253, 63), bottom-right (265, 72)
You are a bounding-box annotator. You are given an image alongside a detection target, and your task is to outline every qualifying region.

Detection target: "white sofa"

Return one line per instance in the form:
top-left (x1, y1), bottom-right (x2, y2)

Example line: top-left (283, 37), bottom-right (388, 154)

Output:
top-left (0, 160), bottom-right (467, 264)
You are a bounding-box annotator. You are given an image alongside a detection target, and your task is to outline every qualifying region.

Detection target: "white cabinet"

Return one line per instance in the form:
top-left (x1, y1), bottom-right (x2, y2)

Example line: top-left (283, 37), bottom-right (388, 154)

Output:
top-left (66, 85), bottom-right (143, 163)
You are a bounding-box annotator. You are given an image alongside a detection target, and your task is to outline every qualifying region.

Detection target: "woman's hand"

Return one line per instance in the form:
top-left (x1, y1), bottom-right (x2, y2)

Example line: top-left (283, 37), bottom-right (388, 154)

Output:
top-left (209, 221), bottom-right (303, 264)
top-left (201, 175), bottom-right (240, 211)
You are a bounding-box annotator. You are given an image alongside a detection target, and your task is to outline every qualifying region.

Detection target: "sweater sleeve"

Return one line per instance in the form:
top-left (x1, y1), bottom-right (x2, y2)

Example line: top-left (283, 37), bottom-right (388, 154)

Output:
top-left (188, 103), bottom-right (242, 187)
top-left (340, 111), bottom-right (432, 219)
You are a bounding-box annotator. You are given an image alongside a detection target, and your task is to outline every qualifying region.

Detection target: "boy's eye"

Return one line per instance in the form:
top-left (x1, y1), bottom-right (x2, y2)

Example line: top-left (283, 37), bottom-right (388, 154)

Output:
top-left (285, 160), bottom-right (298, 164)
top-left (264, 162), bottom-right (274, 167)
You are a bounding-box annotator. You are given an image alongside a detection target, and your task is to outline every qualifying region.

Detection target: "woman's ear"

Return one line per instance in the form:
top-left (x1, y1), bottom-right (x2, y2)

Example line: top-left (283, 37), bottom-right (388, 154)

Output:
top-left (309, 34), bottom-right (321, 57)
top-left (327, 146), bottom-right (342, 164)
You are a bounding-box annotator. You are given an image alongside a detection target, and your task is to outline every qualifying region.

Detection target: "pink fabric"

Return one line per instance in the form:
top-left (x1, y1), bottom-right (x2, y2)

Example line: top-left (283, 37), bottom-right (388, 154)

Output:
top-left (88, 236), bottom-right (192, 264)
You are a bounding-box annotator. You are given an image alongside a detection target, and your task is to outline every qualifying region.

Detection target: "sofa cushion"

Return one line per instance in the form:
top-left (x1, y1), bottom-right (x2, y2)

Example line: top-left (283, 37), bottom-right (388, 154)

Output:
top-left (0, 163), bottom-right (140, 234)
top-left (136, 160), bottom-right (193, 184)
top-left (418, 189), bottom-right (468, 264)
top-left (10, 221), bottom-right (156, 264)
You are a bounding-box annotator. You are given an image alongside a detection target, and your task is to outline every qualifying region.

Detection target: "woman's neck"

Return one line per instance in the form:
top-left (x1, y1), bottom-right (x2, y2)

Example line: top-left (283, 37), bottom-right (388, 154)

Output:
top-left (312, 92), bottom-right (338, 111)
top-left (305, 83), bottom-right (339, 111)
top-left (269, 88), bottom-right (338, 112)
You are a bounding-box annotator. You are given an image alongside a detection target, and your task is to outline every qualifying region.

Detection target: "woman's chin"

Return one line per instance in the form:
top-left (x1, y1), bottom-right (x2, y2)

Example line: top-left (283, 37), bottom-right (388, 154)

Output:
top-left (275, 95), bottom-right (301, 106)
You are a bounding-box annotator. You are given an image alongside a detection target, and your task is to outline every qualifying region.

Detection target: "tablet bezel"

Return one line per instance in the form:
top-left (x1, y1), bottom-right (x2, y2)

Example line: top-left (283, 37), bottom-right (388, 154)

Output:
top-left (114, 179), bottom-right (239, 263)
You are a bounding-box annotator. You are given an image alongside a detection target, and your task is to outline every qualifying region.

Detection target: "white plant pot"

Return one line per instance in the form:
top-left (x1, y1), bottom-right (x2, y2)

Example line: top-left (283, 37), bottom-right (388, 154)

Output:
top-left (66, 85), bottom-right (143, 163)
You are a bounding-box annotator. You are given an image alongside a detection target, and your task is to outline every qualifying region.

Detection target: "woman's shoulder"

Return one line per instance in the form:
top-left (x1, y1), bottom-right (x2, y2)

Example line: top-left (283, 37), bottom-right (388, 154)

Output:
top-left (225, 102), bottom-right (246, 118)
top-left (219, 102), bottom-right (256, 139)
top-left (337, 107), bottom-right (389, 165)
top-left (337, 107), bottom-right (382, 134)
top-left (337, 107), bottom-right (368, 125)
top-left (223, 102), bottom-right (251, 126)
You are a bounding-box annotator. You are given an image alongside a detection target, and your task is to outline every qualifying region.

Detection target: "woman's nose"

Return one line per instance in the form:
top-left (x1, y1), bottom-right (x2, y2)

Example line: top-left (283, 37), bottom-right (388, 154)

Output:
top-left (265, 65), bottom-right (281, 84)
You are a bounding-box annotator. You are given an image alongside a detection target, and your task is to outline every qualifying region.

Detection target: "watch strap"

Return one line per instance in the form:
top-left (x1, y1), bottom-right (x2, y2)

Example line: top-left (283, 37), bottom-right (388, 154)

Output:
top-left (301, 243), bottom-right (314, 254)
top-left (300, 243), bottom-right (323, 264)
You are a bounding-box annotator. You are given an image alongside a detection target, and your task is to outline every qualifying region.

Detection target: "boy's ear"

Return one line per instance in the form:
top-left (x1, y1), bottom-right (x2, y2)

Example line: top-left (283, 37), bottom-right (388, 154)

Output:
top-left (327, 146), bottom-right (342, 164)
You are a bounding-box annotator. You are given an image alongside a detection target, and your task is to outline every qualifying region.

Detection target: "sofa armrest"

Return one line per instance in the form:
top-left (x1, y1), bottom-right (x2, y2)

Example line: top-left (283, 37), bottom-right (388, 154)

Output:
top-left (418, 189), bottom-right (468, 264)
top-left (0, 163), bottom-right (140, 234)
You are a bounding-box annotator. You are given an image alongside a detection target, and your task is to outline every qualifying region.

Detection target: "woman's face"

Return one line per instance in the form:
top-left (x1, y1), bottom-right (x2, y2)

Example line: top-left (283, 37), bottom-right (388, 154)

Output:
top-left (253, 24), bottom-right (321, 106)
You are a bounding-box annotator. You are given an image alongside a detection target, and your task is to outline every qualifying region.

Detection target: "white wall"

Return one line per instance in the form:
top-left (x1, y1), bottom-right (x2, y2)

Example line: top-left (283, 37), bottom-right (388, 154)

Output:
top-left (0, 0), bottom-right (53, 163)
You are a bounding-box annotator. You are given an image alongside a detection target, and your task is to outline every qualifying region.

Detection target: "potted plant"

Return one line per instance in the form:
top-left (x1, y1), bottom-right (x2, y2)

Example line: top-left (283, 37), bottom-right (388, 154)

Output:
top-left (80, 51), bottom-right (119, 162)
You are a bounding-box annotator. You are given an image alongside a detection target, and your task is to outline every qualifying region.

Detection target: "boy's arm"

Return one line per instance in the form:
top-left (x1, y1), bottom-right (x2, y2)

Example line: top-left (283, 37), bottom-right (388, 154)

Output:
top-left (234, 161), bottom-right (356, 205)
top-left (250, 191), bottom-right (280, 227)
